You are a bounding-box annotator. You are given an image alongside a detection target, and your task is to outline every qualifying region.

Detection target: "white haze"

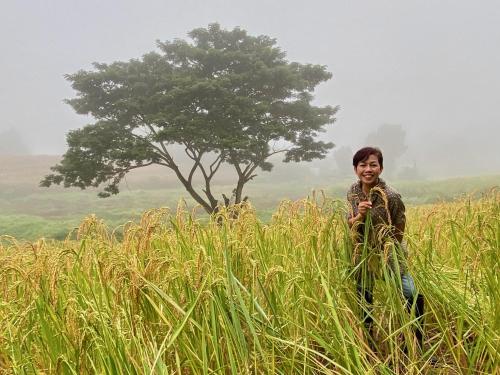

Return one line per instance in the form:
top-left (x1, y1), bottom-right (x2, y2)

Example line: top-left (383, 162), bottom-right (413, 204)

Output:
top-left (0, 0), bottom-right (499, 178)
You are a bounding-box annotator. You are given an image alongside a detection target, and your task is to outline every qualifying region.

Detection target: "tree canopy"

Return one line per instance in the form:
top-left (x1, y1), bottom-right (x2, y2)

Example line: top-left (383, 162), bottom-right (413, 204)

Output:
top-left (41, 23), bottom-right (338, 214)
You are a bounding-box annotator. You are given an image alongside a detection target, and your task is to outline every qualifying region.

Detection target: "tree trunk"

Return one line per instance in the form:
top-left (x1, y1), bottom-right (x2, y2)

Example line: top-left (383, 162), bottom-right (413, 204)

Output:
top-left (234, 178), bottom-right (245, 205)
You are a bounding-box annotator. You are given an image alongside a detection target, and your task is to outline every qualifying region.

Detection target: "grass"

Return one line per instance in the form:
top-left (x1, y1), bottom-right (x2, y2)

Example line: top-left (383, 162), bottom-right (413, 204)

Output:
top-left (0, 189), bottom-right (498, 373)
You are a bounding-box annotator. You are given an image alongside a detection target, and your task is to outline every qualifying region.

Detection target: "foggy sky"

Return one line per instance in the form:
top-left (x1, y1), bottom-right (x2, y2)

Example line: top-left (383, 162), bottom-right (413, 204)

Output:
top-left (1, 0), bottom-right (499, 178)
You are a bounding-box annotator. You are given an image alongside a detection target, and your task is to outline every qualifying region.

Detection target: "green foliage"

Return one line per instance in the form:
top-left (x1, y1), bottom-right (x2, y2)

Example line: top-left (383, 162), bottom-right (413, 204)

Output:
top-left (0, 215), bottom-right (74, 240)
top-left (42, 23), bottom-right (337, 212)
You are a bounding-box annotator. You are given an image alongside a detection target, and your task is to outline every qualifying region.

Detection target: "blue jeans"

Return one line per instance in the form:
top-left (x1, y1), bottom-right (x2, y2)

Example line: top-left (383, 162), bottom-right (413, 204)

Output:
top-left (357, 273), bottom-right (418, 326)
top-left (356, 272), bottom-right (424, 346)
top-left (401, 273), bottom-right (417, 300)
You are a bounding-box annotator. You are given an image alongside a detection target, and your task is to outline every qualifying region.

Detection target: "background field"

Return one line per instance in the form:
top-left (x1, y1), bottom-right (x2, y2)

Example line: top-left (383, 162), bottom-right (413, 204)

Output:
top-left (0, 155), bottom-right (499, 240)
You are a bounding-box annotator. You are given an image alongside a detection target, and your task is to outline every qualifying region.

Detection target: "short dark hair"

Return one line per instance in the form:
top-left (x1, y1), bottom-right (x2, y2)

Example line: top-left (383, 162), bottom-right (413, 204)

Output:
top-left (353, 147), bottom-right (383, 168)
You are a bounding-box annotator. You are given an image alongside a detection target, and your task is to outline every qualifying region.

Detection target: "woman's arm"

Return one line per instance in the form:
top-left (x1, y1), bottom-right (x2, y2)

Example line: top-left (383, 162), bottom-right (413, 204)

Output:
top-left (348, 213), bottom-right (363, 227)
top-left (394, 221), bottom-right (405, 243)
top-left (389, 192), bottom-right (406, 243)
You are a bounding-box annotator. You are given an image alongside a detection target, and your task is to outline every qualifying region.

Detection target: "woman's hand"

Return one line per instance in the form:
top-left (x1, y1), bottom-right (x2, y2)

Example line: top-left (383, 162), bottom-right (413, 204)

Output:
top-left (357, 200), bottom-right (372, 219)
top-left (348, 200), bottom-right (372, 227)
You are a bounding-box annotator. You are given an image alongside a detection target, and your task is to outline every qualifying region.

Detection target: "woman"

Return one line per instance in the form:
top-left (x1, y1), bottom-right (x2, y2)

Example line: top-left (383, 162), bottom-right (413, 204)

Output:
top-left (346, 146), bottom-right (424, 348)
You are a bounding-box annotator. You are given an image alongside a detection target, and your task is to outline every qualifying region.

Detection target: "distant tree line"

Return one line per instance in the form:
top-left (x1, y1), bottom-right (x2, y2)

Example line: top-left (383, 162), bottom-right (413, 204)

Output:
top-left (0, 129), bottom-right (30, 155)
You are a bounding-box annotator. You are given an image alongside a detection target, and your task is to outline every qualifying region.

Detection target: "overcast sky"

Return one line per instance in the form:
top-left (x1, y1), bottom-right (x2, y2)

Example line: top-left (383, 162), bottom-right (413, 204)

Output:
top-left (1, 0), bottom-right (499, 177)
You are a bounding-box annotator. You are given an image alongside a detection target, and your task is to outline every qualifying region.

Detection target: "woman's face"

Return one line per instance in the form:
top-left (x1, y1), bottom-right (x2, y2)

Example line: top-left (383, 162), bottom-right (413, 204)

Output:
top-left (354, 154), bottom-right (383, 186)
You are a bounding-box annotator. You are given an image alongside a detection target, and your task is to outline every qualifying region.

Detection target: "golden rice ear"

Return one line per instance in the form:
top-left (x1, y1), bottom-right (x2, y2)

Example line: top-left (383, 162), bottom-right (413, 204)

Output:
top-left (369, 186), bottom-right (391, 225)
top-left (352, 243), bottom-right (362, 265)
top-left (350, 220), bottom-right (363, 242)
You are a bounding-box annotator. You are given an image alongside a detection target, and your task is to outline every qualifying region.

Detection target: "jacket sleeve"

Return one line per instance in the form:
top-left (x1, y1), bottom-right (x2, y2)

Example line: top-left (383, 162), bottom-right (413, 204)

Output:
top-left (389, 193), bottom-right (406, 227)
top-left (346, 189), bottom-right (358, 220)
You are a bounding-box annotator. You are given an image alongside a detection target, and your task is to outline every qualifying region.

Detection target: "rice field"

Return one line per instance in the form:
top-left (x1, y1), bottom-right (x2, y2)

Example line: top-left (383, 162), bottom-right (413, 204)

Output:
top-left (0, 190), bottom-right (498, 374)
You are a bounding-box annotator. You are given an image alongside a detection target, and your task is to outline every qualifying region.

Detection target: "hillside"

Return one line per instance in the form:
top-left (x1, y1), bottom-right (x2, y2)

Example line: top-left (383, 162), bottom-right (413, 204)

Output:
top-left (0, 155), bottom-right (498, 240)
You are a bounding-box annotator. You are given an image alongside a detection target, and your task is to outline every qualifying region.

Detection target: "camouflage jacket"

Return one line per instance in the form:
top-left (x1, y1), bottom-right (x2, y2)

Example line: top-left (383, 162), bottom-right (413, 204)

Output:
top-left (346, 178), bottom-right (408, 274)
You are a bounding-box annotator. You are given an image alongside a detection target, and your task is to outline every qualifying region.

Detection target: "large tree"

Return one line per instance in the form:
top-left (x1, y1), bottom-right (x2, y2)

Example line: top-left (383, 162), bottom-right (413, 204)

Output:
top-left (41, 24), bottom-right (338, 214)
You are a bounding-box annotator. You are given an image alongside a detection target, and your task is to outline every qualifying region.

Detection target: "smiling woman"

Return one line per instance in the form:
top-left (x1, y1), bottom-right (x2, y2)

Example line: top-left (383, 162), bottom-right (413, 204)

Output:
top-left (346, 146), bottom-right (426, 354)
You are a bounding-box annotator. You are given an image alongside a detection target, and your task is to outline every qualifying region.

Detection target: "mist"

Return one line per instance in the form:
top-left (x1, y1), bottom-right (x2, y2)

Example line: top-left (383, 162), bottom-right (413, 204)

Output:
top-left (1, 0), bottom-right (499, 179)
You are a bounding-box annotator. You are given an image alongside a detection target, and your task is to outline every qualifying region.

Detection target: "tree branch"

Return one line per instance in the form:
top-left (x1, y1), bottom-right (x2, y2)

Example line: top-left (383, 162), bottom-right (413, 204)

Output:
top-left (184, 143), bottom-right (198, 161)
top-left (187, 151), bottom-right (203, 185)
top-left (197, 162), bottom-right (218, 209)
top-left (136, 115), bottom-right (177, 166)
top-left (127, 134), bottom-right (213, 213)
top-left (244, 163), bottom-right (260, 182)
top-left (241, 149), bottom-right (288, 181)
top-left (128, 127), bottom-right (176, 169)
top-left (141, 117), bottom-right (169, 152)
top-left (268, 148), bottom-right (290, 157)
top-left (114, 161), bottom-right (154, 174)
top-left (242, 162), bottom-right (254, 176)
top-left (169, 163), bottom-right (214, 213)
top-left (209, 151), bottom-right (225, 178)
